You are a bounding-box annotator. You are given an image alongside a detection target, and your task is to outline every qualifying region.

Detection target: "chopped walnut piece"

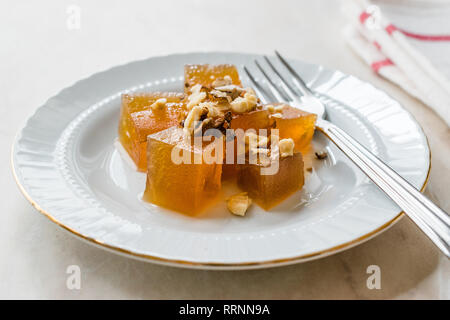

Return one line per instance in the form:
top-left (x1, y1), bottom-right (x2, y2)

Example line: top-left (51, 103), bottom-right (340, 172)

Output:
top-left (201, 110), bottom-right (232, 135)
top-left (209, 90), bottom-right (232, 106)
top-left (274, 105), bottom-right (285, 112)
top-left (183, 105), bottom-right (207, 135)
top-left (210, 89), bottom-right (229, 99)
top-left (227, 192), bottom-right (252, 216)
top-left (279, 138), bottom-right (295, 157)
top-left (150, 98), bottom-right (167, 110)
top-left (186, 84), bottom-right (207, 110)
top-left (183, 99), bottom-right (232, 137)
top-left (212, 75), bottom-right (233, 88)
top-left (214, 84), bottom-right (245, 93)
top-left (270, 113), bottom-right (283, 118)
top-left (214, 85), bottom-right (245, 101)
top-left (315, 151), bottom-right (328, 160)
top-left (201, 102), bottom-right (220, 118)
top-left (230, 88), bottom-right (258, 113)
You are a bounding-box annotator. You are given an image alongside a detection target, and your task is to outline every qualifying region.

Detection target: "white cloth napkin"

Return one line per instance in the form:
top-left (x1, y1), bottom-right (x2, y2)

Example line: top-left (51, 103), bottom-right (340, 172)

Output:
top-left (343, 0), bottom-right (450, 126)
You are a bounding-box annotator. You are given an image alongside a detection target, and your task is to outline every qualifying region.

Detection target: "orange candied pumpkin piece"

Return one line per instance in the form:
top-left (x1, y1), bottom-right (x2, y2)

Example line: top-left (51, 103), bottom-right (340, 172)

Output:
top-left (230, 107), bottom-right (273, 132)
top-left (272, 105), bottom-right (316, 153)
top-left (118, 92), bottom-right (185, 171)
top-left (143, 126), bottom-right (223, 215)
top-left (237, 152), bottom-right (304, 210)
top-left (184, 64), bottom-right (241, 92)
top-left (129, 104), bottom-right (186, 171)
top-left (222, 108), bottom-right (274, 179)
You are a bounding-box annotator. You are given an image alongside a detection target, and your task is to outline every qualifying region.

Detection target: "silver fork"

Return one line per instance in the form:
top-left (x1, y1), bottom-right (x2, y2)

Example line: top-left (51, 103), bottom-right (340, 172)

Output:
top-left (243, 51), bottom-right (450, 258)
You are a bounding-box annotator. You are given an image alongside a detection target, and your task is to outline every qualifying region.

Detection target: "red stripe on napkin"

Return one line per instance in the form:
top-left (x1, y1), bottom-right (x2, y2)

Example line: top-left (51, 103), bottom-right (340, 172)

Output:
top-left (385, 24), bottom-right (398, 35)
top-left (371, 59), bottom-right (394, 72)
top-left (359, 11), bottom-right (371, 24)
top-left (398, 29), bottom-right (450, 41)
top-left (360, 9), bottom-right (450, 41)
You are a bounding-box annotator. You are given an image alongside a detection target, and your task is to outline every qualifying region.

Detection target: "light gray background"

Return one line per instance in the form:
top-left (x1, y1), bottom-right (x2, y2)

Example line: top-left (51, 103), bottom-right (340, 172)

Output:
top-left (1, 0), bottom-right (448, 299)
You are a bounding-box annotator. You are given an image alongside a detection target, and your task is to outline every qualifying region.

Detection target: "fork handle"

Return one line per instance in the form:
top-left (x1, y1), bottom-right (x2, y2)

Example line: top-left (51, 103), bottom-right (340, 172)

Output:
top-left (316, 119), bottom-right (450, 258)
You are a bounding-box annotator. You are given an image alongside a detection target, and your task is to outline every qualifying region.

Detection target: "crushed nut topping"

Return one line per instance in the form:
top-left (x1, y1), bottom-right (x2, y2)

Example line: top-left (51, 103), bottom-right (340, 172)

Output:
top-left (212, 75), bottom-right (233, 88)
top-left (183, 105), bottom-right (206, 135)
top-left (266, 105), bottom-right (275, 113)
top-left (278, 138), bottom-right (295, 158)
top-left (212, 85), bottom-right (244, 102)
top-left (315, 151), bottom-right (328, 160)
top-left (270, 113), bottom-right (283, 118)
top-left (189, 83), bottom-right (202, 94)
top-left (183, 101), bottom-right (231, 136)
top-left (150, 98), bottom-right (167, 110)
top-left (186, 84), bottom-right (207, 110)
top-left (201, 110), bottom-right (232, 135)
top-left (226, 192), bottom-right (252, 216)
top-left (210, 89), bottom-right (229, 99)
top-left (238, 131), bottom-right (295, 164)
top-left (214, 84), bottom-right (245, 93)
top-left (274, 105), bottom-right (285, 112)
top-left (230, 88), bottom-right (258, 113)
top-left (209, 89), bottom-right (233, 105)
top-left (267, 104), bottom-right (285, 114)
top-left (201, 102), bottom-right (220, 118)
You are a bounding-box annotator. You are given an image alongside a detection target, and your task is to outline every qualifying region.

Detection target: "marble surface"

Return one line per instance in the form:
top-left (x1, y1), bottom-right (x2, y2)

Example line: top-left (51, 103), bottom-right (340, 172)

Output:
top-left (1, 0), bottom-right (448, 299)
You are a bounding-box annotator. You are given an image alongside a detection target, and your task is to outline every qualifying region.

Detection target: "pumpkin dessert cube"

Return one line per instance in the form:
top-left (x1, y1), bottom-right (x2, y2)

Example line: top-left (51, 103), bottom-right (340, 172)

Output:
top-left (237, 137), bottom-right (304, 210)
top-left (270, 104), bottom-right (316, 153)
top-left (223, 107), bottom-right (274, 179)
top-left (230, 107), bottom-right (273, 132)
top-left (143, 126), bottom-right (223, 215)
top-left (184, 64), bottom-right (241, 92)
top-left (118, 92), bottom-right (186, 171)
top-left (129, 103), bottom-right (186, 171)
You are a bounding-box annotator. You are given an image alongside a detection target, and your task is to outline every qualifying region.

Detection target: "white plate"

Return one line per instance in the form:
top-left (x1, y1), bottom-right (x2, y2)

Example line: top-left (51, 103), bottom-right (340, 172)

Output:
top-left (12, 52), bottom-right (430, 270)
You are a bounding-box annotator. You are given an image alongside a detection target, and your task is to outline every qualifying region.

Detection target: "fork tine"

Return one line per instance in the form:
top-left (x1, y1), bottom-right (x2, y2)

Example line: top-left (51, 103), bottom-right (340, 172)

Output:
top-left (274, 50), bottom-right (313, 96)
top-left (243, 66), bottom-right (272, 104)
top-left (254, 59), bottom-right (289, 102)
top-left (263, 55), bottom-right (300, 101)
